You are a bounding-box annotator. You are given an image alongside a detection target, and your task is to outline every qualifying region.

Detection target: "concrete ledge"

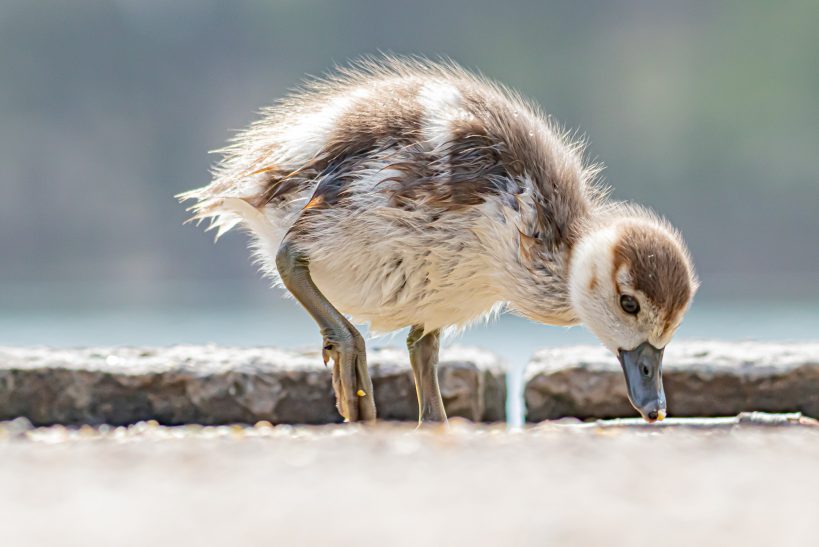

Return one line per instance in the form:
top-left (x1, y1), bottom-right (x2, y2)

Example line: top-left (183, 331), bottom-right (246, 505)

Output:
top-left (0, 346), bottom-right (506, 425)
top-left (525, 341), bottom-right (819, 421)
top-left (1, 414), bottom-right (817, 547)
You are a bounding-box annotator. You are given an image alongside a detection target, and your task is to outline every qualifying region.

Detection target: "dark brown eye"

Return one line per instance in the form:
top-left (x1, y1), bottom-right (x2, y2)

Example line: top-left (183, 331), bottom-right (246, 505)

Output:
top-left (620, 294), bottom-right (640, 315)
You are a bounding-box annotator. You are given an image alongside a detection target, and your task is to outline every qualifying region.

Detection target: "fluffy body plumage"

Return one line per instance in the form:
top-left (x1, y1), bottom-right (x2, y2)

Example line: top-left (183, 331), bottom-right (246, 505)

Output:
top-left (180, 56), bottom-right (697, 349)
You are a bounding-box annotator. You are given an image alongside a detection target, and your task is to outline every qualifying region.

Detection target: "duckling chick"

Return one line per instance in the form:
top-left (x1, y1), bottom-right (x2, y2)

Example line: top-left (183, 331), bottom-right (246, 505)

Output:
top-left (179, 57), bottom-right (698, 424)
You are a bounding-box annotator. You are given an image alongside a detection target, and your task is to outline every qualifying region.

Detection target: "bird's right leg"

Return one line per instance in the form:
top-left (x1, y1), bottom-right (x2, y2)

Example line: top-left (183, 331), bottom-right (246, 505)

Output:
top-left (276, 238), bottom-right (376, 422)
top-left (407, 325), bottom-right (447, 424)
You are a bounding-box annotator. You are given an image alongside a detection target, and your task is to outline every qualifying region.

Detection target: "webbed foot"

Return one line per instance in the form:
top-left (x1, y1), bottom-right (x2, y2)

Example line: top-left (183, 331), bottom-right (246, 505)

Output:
top-left (322, 327), bottom-right (376, 423)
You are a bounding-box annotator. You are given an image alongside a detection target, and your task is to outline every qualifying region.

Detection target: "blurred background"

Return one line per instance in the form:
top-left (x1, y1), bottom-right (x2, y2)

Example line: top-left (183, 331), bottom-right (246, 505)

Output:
top-left (1, 0), bottom-right (817, 360)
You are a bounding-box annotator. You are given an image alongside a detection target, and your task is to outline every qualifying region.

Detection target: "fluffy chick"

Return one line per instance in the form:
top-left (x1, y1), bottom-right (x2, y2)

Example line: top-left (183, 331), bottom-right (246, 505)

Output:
top-left (180, 57), bottom-right (698, 423)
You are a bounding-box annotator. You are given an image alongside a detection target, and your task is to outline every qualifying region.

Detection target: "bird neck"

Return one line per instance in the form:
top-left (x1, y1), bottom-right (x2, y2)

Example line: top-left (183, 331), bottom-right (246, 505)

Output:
top-left (501, 189), bottom-right (609, 327)
top-left (504, 213), bottom-right (624, 327)
top-left (502, 243), bottom-right (579, 327)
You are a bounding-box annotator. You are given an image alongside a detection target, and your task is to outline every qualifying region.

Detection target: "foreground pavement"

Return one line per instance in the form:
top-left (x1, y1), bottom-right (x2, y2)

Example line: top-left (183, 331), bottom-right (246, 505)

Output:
top-left (1, 414), bottom-right (817, 547)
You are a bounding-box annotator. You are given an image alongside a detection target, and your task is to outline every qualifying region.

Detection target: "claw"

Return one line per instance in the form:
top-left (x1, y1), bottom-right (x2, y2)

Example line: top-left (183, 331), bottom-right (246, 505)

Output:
top-left (322, 347), bottom-right (331, 366)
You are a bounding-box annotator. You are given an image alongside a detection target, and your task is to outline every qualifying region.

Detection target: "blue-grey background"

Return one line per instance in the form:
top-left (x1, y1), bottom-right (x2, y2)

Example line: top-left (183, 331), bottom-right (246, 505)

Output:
top-left (2, 0), bottom-right (817, 361)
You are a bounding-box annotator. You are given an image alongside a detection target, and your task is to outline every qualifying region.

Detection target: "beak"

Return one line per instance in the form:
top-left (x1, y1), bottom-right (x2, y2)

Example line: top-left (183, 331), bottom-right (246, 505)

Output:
top-left (617, 341), bottom-right (667, 423)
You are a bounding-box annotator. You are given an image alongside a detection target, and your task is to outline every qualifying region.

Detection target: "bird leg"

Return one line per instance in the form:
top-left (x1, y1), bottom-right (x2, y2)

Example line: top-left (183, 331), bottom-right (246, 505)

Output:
top-left (407, 325), bottom-right (447, 424)
top-left (276, 239), bottom-right (376, 422)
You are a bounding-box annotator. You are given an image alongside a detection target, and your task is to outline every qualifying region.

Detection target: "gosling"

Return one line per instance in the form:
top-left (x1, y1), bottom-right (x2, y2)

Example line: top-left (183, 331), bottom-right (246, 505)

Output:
top-left (179, 57), bottom-right (698, 424)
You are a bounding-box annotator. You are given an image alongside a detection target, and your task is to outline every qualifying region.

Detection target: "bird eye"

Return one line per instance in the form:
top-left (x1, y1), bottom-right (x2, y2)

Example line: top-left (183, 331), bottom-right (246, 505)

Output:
top-left (620, 294), bottom-right (640, 315)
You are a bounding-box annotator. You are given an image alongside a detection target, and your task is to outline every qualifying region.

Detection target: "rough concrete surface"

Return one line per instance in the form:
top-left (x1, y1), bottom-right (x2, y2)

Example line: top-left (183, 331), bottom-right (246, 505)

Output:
top-left (0, 346), bottom-right (505, 425)
top-left (0, 415), bottom-right (816, 547)
top-left (525, 341), bottom-right (819, 421)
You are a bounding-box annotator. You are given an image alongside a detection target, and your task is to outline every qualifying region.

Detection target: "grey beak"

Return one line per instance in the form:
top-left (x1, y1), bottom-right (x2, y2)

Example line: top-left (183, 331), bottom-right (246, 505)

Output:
top-left (617, 341), bottom-right (667, 422)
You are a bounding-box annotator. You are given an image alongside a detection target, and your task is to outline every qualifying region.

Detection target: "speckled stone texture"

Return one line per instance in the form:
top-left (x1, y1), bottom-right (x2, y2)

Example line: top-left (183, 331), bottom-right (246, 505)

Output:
top-left (525, 341), bottom-right (819, 421)
top-left (0, 346), bottom-right (506, 425)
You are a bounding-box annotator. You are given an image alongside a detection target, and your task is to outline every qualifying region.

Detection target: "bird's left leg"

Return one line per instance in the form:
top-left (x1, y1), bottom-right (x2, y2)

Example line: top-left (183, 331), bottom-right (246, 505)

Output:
top-left (407, 325), bottom-right (447, 424)
top-left (276, 238), bottom-right (376, 423)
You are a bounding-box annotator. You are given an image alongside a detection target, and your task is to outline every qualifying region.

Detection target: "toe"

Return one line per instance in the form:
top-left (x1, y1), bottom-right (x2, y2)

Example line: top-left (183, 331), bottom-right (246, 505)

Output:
top-left (323, 330), bottom-right (375, 423)
top-left (354, 352), bottom-right (377, 422)
top-left (327, 346), bottom-right (357, 422)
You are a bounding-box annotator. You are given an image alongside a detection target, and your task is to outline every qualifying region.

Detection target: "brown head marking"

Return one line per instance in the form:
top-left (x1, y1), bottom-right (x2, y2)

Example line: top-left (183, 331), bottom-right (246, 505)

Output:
top-left (614, 223), bottom-right (694, 332)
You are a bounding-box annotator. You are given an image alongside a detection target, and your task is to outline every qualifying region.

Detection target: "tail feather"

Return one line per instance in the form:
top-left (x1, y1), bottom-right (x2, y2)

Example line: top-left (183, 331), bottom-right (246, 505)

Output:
top-left (178, 187), bottom-right (275, 242)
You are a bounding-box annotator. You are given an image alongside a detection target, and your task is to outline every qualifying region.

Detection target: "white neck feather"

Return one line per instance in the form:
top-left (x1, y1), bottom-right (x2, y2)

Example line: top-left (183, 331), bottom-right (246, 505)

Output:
top-left (568, 225), bottom-right (619, 309)
top-left (569, 223), bottom-right (653, 353)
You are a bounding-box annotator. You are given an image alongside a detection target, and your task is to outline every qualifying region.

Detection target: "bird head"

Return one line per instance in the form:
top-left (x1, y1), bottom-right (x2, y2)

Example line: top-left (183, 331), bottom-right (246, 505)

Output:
top-left (569, 215), bottom-right (698, 422)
